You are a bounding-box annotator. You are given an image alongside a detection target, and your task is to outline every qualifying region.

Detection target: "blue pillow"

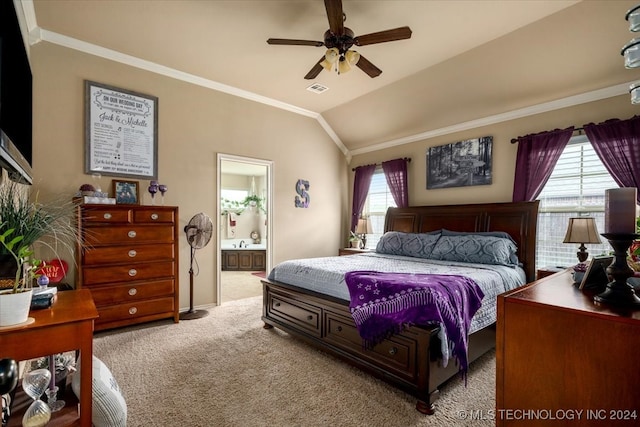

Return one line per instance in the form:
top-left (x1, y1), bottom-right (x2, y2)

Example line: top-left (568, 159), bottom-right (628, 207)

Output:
top-left (375, 231), bottom-right (441, 259)
top-left (441, 228), bottom-right (516, 243)
top-left (430, 234), bottom-right (518, 266)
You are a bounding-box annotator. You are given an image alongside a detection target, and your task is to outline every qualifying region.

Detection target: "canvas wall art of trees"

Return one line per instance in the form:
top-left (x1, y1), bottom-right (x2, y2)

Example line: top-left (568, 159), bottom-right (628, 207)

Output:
top-left (426, 136), bottom-right (493, 189)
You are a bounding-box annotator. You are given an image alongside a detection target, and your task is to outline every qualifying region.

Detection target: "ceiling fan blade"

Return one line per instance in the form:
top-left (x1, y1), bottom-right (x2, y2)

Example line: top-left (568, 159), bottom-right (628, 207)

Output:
top-left (355, 55), bottom-right (382, 78)
top-left (325, 0), bottom-right (344, 35)
top-left (304, 57), bottom-right (326, 80)
top-left (354, 26), bottom-right (412, 46)
top-left (267, 38), bottom-right (324, 47)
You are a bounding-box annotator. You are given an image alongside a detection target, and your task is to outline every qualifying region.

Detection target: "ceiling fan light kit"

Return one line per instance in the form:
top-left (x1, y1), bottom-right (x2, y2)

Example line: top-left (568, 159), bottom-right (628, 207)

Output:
top-left (320, 47), bottom-right (360, 75)
top-left (267, 0), bottom-right (411, 79)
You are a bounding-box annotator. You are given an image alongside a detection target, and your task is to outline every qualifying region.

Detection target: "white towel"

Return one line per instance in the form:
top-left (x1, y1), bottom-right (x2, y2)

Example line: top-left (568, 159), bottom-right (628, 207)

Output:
top-left (227, 212), bottom-right (236, 238)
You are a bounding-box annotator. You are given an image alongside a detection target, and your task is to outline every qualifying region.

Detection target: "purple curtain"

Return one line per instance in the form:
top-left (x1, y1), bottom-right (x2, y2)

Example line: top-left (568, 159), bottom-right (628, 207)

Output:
top-left (351, 164), bottom-right (376, 231)
top-left (584, 116), bottom-right (640, 203)
top-left (512, 127), bottom-right (574, 202)
top-left (382, 158), bottom-right (409, 208)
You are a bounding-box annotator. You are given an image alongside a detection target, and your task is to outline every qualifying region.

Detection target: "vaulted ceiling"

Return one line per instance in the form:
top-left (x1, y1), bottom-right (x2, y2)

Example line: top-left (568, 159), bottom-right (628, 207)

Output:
top-left (26, 0), bottom-right (638, 155)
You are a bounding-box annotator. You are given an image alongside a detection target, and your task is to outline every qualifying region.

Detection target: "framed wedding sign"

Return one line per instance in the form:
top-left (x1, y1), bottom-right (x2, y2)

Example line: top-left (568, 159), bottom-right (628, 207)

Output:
top-left (85, 80), bottom-right (158, 180)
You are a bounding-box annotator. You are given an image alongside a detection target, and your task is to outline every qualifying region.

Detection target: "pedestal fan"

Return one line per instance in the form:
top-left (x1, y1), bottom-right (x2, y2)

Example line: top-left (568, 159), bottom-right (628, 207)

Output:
top-left (180, 213), bottom-right (213, 320)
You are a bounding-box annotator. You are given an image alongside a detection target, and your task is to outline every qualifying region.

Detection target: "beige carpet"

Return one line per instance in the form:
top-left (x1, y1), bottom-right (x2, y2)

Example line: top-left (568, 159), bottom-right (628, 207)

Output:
top-left (220, 271), bottom-right (263, 303)
top-left (94, 296), bottom-right (496, 427)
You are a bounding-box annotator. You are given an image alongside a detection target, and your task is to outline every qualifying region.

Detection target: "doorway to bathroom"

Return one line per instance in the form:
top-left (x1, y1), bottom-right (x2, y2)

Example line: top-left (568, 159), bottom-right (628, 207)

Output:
top-left (217, 153), bottom-right (273, 304)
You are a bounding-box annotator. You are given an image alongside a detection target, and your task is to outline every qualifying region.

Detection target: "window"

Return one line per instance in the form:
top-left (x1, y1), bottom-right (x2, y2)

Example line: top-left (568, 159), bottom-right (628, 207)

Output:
top-left (221, 189), bottom-right (248, 202)
top-left (536, 135), bottom-right (617, 269)
top-left (362, 167), bottom-right (396, 249)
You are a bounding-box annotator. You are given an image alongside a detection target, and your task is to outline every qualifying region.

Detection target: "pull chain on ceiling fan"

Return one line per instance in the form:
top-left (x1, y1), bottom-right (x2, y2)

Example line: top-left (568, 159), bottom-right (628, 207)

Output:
top-left (266, 0), bottom-right (412, 79)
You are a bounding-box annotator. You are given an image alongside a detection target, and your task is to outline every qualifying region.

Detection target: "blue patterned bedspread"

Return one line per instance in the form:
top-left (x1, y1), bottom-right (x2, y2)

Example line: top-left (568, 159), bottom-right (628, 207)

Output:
top-left (267, 252), bottom-right (526, 363)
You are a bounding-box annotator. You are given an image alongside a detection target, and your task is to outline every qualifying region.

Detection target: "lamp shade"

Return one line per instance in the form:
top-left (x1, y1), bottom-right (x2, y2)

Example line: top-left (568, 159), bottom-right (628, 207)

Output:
top-left (320, 48), bottom-right (339, 71)
top-left (338, 56), bottom-right (352, 74)
top-left (563, 217), bottom-right (602, 244)
top-left (355, 217), bottom-right (372, 234)
top-left (345, 50), bottom-right (360, 65)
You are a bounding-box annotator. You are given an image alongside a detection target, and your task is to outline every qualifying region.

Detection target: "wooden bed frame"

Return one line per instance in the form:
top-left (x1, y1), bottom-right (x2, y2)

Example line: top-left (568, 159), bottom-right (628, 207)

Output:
top-left (262, 201), bottom-right (539, 414)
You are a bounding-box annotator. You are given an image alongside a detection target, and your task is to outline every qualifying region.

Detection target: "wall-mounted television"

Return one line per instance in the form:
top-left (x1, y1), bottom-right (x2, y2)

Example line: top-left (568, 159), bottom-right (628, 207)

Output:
top-left (0, 0), bottom-right (33, 185)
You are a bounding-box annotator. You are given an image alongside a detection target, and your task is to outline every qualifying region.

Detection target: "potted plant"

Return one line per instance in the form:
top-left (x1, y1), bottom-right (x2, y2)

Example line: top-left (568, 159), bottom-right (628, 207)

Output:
top-left (0, 227), bottom-right (42, 326)
top-left (221, 194), bottom-right (266, 215)
top-left (0, 182), bottom-right (79, 326)
top-left (349, 231), bottom-right (362, 249)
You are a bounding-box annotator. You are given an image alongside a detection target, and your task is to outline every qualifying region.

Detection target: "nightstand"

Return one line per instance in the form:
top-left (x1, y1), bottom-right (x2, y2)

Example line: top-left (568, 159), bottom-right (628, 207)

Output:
top-left (338, 248), bottom-right (373, 256)
top-left (535, 265), bottom-right (566, 280)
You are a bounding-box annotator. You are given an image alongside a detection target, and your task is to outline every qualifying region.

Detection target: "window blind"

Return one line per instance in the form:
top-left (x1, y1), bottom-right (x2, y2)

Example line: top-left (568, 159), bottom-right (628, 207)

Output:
top-left (536, 135), bottom-right (617, 269)
top-left (364, 167), bottom-right (396, 249)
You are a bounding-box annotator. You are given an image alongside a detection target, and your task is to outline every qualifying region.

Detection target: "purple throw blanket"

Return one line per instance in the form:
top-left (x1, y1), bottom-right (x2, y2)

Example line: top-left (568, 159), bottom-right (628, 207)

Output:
top-left (345, 271), bottom-right (484, 377)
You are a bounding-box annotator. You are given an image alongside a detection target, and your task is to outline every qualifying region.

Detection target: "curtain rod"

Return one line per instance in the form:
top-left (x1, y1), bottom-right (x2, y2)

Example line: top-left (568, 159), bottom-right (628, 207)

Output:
top-left (351, 157), bottom-right (411, 171)
top-left (510, 127), bottom-right (584, 144)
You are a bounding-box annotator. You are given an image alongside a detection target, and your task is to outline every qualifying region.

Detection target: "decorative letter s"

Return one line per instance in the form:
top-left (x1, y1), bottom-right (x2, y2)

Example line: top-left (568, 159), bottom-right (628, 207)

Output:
top-left (295, 180), bottom-right (310, 208)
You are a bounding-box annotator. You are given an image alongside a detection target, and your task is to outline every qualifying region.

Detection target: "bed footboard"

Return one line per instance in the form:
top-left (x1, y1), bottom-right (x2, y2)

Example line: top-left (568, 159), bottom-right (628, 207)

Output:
top-left (262, 279), bottom-right (492, 414)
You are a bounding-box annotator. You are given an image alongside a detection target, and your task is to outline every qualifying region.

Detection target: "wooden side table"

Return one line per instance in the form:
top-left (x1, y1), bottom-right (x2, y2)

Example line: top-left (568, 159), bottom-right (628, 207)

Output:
top-left (0, 289), bottom-right (98, 427)
top-left (338, 248), bottom-right (373, 256)
top-left (535, 265), bottom-right (566, 280)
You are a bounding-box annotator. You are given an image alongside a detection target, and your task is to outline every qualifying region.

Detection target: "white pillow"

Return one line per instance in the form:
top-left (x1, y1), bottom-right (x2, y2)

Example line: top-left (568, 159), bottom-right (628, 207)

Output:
top-left (72, 356), bottom-right (127, 427)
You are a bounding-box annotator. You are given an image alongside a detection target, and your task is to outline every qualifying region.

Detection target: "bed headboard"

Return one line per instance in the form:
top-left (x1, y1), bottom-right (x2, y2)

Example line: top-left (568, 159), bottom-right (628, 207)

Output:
top-left (384, 201), bottom-right (540, 282)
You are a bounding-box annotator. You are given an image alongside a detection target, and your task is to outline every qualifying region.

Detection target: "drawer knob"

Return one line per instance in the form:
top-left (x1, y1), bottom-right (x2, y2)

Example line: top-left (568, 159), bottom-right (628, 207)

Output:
top-left (128, 269), bottom-right (138, 277)
top-left (306, 315), bottom-right (313, 321)
top-left (337, 326), bottom-right (343, 332)
top-left (128, 249), bottom-right (137, 258)
top-left (151, 213), bottom-right (159, 220)
top-left (128, 288), bottom-right (137, 296)
top-left (129, 307), bottom-right (138, 315)
top-left (103, 213), bottom-right (112, 219)
top-left (389, 347), bottom-right (398, 356)
top-left (128, 230), bottom-right (137, 238)
top-left (274, 302), bottom-right (281, 307)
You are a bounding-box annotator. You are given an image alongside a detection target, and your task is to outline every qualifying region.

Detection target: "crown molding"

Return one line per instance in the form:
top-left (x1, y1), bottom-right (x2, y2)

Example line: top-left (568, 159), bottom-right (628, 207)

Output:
top-left (15, 2), bottom-right (630, 161)
top-left (36, 27), bottom-right (349, 156)
top-left (349, 83), bottom-right (631, 156)
top-left (39, 30), bottom-right (319, 118)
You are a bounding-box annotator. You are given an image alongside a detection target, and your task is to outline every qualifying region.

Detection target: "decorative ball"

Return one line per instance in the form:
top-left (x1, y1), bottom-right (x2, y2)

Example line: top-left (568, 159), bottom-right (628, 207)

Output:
top-left (37, 275), bottom-right (50, 287)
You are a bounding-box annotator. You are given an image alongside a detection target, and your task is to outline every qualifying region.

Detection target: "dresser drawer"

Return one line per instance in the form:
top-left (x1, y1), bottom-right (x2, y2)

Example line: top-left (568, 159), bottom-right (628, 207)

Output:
top-left (82, 243), bottom-right (175, 265)
top-left (266, 292), bottom-right (321, 337)
top-left (84, 225), bottom-right (175, 245)
top-left (82, 208), bottom-right (132, 224)
top-left (82, 261), bottom-right (175, 285)
top-left (133, 208), bottom-right (175, 223)
top-left (89, 279), bottom-right (175, 306)
top-left (324, 311), bottom-right (417, 380)
top-left (95, 296), bottom-right (175, 325)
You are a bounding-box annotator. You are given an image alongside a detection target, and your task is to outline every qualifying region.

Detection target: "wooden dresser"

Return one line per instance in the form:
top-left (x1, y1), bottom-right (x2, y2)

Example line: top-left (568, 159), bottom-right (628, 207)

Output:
top-left (76, 204), bottom-right (179, 331)
top-left (496, 269), bottom-right (640, 426)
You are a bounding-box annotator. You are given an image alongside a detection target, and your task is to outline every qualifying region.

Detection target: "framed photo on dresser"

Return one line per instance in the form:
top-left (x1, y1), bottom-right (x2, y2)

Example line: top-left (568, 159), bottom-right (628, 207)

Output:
top-left (112, 179), bottom-right (140, 205)
top-left (579, 255), bottom-right (613, 290)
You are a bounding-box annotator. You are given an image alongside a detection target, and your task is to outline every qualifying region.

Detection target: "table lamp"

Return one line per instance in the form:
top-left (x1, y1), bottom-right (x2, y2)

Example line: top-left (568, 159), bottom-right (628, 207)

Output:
top-left (355, 217), bottom-right (373, 249)
top-left (563, 217), bottom-right (602, 263)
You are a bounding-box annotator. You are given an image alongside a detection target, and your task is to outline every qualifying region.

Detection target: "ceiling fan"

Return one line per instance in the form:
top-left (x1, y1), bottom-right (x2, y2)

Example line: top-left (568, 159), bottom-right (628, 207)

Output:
top-left (267, 0), bottom-right (412, 79)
